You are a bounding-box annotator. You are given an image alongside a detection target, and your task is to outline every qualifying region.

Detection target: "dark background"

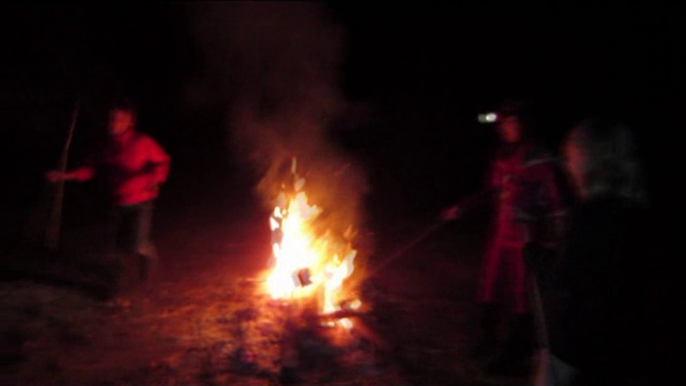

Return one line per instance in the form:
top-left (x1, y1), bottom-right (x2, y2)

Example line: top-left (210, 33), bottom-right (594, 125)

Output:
top-left (1, 3), bottom-right (680, 252)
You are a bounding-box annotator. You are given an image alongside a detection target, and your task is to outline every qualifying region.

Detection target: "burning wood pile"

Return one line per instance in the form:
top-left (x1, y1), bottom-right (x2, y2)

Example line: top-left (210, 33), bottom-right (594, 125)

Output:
top-left (248, 156), bottom-right (390, 384)
top-left (263, 158), bottom-right (362, 330)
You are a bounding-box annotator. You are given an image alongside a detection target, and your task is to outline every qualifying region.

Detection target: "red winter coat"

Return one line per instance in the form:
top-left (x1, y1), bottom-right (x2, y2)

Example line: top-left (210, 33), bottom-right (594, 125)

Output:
top-left (478, 141), bottom-right (565, 313)
top-left (73, 130), bottom-right (170, 206)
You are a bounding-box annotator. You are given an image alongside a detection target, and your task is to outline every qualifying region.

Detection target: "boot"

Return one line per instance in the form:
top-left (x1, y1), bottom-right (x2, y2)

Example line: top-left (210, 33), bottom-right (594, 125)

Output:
top-left (486, 313), bottom-right (536, 376)
top-left (509, 313), bottom-right (536, 358)
top-left (473, 304), bottom-right (501, 361)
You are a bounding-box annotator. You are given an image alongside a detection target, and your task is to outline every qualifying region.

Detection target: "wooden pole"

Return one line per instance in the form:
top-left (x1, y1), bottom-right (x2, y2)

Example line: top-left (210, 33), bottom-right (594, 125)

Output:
top-left (45, 100), bottom-right (80, 251)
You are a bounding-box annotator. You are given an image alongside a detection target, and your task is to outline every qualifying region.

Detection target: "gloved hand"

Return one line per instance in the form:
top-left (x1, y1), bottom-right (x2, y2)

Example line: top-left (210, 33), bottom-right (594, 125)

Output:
top-left (440, 205), bottom-right (461, 221)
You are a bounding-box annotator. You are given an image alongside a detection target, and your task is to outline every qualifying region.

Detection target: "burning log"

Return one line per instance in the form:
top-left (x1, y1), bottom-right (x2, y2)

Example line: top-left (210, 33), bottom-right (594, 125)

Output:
top-left (317, 299), bottom-right (365, 324)
top-left (318, 309), bottom-right (365, 322)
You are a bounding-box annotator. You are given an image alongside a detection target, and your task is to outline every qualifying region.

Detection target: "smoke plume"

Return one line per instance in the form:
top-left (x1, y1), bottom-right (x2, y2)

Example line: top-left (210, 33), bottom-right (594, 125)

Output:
top-left (189, 2), bottom-right (369, 252)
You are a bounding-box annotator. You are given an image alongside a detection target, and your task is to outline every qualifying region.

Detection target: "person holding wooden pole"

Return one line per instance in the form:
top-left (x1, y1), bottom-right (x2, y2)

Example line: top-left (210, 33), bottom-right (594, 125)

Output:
top-left (444, 101), bottom-right (567, 375)
top-left (46, 101), bottom-right (170, 281)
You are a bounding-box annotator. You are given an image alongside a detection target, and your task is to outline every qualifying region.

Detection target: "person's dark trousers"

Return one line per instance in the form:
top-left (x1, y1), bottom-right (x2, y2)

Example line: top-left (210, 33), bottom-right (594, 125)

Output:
top-left (109, 200), bottom-right (158, 281)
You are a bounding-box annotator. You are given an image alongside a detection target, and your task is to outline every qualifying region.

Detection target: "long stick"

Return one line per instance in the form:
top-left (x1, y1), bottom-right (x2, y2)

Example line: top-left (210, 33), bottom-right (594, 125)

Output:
top-left (530, 273), bottom-right (560, 385)
top-left (45, 100), bottom-right (80, 251)
top-left (366, 189), bottom-right (492, 279)
top-left (366, 220), bottom-right (447, 279)
top-left (530, 276), bottom-right (550, 350)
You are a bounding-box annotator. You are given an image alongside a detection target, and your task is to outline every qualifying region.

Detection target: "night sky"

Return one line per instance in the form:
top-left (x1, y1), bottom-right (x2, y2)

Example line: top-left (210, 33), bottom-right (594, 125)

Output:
top-left (1, 3), bottom-right (681, 246)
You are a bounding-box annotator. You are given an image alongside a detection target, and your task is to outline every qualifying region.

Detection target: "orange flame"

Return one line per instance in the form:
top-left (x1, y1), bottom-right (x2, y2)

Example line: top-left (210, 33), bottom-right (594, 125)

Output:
top-left (265, 158), bottom-right (359, 328)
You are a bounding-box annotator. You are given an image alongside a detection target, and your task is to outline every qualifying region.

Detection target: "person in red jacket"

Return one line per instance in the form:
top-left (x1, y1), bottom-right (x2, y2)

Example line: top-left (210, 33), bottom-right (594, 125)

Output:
top-left (444, 101), bottom-right (567, 374)
top-left (47, 102), bottom-right (170, 280)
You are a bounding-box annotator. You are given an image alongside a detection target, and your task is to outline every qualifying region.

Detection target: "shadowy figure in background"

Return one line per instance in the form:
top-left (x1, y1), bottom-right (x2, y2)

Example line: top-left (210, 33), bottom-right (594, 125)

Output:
top-left (47, 101), bottom-right (170, 283)
top-left (535, 119), bottom-right (654, 385)
top-left (444, 101), bottom-right (567, 375)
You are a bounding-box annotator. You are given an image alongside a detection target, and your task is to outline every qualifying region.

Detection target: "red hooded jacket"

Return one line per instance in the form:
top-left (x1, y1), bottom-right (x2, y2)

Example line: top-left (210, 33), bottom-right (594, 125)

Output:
top-left (72, 130), bottom-right (170, 206)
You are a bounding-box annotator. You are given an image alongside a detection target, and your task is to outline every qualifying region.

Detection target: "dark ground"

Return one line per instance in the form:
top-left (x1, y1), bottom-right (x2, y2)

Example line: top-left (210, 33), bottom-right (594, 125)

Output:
top-left (1, 132), bottom-right (679, 386)
top-left (2, 164), bottom-right (537, 386)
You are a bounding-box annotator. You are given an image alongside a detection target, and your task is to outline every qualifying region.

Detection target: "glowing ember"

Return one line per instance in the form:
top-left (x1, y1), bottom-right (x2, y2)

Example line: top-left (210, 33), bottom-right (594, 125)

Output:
top-left (265, 158), bottom-right (359, 328)
top-left (340, 318), bottom-right (353, 330)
